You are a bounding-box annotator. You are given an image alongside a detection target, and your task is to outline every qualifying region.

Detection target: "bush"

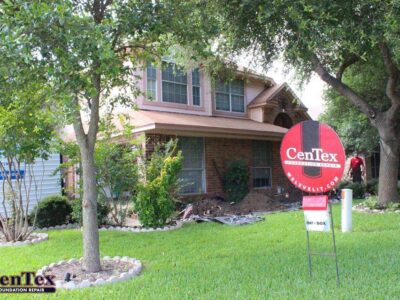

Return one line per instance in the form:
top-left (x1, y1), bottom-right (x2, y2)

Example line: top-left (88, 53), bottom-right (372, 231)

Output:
top-left (222, 159), bottom-right (249, 203)
top-left (365, 179), bottom-right (379, 195)
top-left (134, 140), bottom-right (183, 228)
top-left (362, 196), bottom-right (379, 209)
top-left (31, 195), bottom-right (72, 228)
top-left (337, 181), bottom-right (365, 199)
top-left (71, 196), bottom-right (109, 226)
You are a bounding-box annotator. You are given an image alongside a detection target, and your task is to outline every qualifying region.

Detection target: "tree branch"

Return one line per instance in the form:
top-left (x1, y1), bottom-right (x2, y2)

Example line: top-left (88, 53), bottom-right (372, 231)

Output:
top-left (336, 54), bottom-right (359, 82)
top-left (87, 72), bottom-right (101, 148)
top-left (72, 97), bottom-right (87, 148)
top-left (311, 54), bottom-right (378, 120)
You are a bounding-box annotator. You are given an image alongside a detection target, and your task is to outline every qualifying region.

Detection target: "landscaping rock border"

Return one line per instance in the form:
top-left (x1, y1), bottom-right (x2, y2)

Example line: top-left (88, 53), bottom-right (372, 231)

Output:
top-left (353, 204), bottom-right (400, 214)
top-left (99, 221), bottom-right (183, 233)
top-left (37, 256), bottom-right (142, 289)
top-left (34, 223), bottom-right (80, 231)
top-left (0, 233), bottom-right (48, 247)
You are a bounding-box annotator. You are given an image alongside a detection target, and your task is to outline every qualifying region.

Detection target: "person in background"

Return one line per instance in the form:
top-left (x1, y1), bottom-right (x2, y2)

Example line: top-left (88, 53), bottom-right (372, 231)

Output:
top-left (347, 152), bottom-right (365, 183)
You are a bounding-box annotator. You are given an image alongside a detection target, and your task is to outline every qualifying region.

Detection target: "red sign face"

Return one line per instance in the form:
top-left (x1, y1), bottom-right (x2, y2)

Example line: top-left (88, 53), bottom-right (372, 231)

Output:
top-left (280, 121), bottom-right (345, 193)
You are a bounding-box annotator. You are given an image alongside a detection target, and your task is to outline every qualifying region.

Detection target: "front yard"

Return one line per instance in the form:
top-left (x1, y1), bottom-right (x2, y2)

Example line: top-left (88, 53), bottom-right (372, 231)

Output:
top-left (3, 204), bottom-right (400, 299)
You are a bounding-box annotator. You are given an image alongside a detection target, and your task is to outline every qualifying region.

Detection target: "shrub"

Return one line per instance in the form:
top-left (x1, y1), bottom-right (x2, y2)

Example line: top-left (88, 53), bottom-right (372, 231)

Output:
top-left (337, 181), bottom-right (365, 199)
top-left (222, 159), bottom-right (249, 203)
top-left (362, 196), bottom-right (400, 210)
top-left (134, 140), bottom-right (183, 228)
top-left (362, 196), bottom-right (379, 209)
top-left (95, 142), bottom-right (140, 226)
top-left (31, 195), bottom-right (72, 228)
top-left (71, 196), bottom-right (109, 226)
top-left (365, 179), bottom-right (379, 195)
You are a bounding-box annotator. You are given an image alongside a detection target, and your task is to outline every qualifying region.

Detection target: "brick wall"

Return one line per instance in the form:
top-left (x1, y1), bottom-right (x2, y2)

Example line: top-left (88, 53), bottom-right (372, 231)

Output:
top-left (144, 133), bottom-right (291, 198)
top-left (205, 137), bottom-right (252, 197)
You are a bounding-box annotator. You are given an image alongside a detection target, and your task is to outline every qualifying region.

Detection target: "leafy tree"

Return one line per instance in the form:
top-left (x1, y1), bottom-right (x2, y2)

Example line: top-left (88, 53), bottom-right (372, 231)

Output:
top-left (210, 0), bottom-right (400, 206)
top-left (0, 72), bottom-right (55, 241)
top-left (1, 0), bottom-right (215, 271)
top-left (319, 60), bottom-right (388, 154)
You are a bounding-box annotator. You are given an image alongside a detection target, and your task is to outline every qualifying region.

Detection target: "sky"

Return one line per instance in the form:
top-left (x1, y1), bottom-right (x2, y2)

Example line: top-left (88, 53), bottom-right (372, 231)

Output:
top-left (238, 57), bottom-right (328, 120)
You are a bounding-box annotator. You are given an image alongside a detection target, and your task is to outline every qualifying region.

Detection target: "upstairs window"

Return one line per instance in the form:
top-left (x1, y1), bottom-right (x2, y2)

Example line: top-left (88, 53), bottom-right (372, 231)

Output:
top-left (252, 140), bottom-right (272, 188)
top-left (215, 79), bottom-right (245, 112)
top-left (192, 68), bottom-right (201, 106)
top-left (162, 62), bottom-right (188, 104)
top-left (146, 63), bottom-right (157, 101)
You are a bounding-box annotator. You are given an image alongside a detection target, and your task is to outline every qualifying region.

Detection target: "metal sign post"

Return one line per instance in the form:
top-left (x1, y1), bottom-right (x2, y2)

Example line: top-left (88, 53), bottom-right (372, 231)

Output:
top-left (304, 199), bottom-right (340, 287)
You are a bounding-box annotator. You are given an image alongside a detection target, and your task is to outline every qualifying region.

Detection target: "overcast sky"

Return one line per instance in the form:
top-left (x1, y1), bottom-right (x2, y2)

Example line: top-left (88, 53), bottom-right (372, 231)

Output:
top-left (238, 57), bottom-right (327, 120)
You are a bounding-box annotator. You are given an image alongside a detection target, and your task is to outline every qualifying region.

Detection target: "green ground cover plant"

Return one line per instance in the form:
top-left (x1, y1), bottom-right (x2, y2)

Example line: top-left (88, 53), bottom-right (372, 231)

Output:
top-left (3, 203), bottom-right (400, 299)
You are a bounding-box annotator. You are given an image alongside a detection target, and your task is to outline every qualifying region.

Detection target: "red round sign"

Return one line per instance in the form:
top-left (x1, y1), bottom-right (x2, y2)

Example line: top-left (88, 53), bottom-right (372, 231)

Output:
top-left (280, 120), bottom-right (345, 193)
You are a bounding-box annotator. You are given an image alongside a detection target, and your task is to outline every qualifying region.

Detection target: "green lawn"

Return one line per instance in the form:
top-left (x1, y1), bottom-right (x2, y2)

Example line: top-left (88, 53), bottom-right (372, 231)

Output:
top-left (2, 204), bottom-right (400, 300)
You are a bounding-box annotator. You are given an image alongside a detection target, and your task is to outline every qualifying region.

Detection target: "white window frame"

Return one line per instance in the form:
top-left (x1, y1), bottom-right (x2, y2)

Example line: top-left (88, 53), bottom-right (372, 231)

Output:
top-left (215, 80), bottom-right (245, 113)
top-left (179, 137), bottom-right (206, 195)
top-left (192, 69), bottom-right (201, 106)
top-left (146, 64), bottom-right (157, 101)
top-left (161, 62), bottom-right (189, 105)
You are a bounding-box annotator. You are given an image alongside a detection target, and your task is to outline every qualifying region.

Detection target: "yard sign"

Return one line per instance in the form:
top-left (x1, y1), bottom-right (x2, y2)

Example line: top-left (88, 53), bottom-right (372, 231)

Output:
top-left (280, 120), bottom-right (345, 286)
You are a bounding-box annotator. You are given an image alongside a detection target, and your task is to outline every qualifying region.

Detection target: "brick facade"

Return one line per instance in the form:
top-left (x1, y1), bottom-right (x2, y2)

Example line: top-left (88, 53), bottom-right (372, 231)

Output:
top-left (145, 133), bottom-right (291, 199)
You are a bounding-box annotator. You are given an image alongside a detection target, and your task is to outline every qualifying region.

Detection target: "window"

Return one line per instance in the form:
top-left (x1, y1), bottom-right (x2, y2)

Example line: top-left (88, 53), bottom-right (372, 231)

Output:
top-left (162, 62), bottom-right (188, 104)
top-left (192, 68), bottom-right (201, 106)
top-left (178, 137), bottom-right (205, 194)
top-left (146, 63), bottom-right (157, 101)
top-left (252, 141), bottom-right (272, 188)
top-left (215, 79), bottom-right (245, 112)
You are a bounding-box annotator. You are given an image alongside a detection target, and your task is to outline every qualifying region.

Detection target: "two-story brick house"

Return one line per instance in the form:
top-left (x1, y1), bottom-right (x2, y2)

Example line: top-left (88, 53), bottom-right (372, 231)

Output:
top-left (115, 62), bottom-right (311, 199)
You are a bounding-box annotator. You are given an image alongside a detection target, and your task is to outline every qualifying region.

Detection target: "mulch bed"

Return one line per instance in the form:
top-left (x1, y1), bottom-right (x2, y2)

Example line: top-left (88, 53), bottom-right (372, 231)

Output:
top-left (46, 260), bottom-right (133, 283)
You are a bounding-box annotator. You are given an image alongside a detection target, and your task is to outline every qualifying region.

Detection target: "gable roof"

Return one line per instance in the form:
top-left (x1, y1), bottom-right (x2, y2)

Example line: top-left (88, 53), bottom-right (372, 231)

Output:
top-left (247, 82), bottom-right (308, 110)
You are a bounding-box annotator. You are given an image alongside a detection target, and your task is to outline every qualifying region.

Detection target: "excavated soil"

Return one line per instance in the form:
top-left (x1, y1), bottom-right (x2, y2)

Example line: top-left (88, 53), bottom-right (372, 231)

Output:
top-left (191, 191), bottom-right (300, 217)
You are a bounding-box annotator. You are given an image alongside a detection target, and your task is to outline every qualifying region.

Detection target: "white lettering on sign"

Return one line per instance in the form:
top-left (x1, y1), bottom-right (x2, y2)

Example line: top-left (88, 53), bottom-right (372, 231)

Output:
top-left (304, 210), bottom-right (330, 232)
top-left (285, 147), bottom-right (340, 168)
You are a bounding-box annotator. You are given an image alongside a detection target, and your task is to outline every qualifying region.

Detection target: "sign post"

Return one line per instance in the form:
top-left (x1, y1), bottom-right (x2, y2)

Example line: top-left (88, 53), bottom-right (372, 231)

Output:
top-left (280, 120), bottom-right (345, 287)
top-left (302, 195), bottom-right (340, 286)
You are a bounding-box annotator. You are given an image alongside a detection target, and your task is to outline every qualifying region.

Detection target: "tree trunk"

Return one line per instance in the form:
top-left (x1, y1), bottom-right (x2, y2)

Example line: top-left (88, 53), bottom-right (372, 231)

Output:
top-left (377, 135), bottom-right (399, 207)
top-left (80, 146), bottom-right (101, 272)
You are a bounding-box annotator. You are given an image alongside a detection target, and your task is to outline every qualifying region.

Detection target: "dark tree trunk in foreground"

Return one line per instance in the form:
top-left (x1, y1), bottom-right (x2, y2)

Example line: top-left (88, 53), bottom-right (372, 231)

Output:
top-left (376, 119), bottom-right (400, 206)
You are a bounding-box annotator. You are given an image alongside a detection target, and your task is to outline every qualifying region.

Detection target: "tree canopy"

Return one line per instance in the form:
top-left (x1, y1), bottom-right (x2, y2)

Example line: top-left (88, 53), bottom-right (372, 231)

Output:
top-left (210, 0), bottom-right (400, 205)
top-left (0, 0), bottom-right (218, 271)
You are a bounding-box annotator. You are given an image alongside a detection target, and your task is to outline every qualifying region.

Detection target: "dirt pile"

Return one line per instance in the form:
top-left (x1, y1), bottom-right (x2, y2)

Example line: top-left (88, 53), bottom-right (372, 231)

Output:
top-left (191, 191), bottom-right (298, 217)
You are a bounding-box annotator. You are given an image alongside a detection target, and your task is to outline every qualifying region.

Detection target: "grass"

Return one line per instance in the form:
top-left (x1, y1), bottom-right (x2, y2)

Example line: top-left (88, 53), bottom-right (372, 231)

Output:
top-left (2, 203), bottom-right (400, 299)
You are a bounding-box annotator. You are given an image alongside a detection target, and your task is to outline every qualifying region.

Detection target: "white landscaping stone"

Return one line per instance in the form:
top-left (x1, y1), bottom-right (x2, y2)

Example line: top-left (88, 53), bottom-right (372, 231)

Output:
top-left (95, 278), bottom-right (106, 285)
top-left (40, 256), bottom-right (142, 289)
top-left (64, 281), bottom-right (76, 289)
top-left (55, 280), bottom-right (64, 288)
top-left (107, 276), bottom-right (119, 283)
top-left (79, 280), bottom-right (92, 288)
top-left (57, 260), bottom-right (65, 266)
